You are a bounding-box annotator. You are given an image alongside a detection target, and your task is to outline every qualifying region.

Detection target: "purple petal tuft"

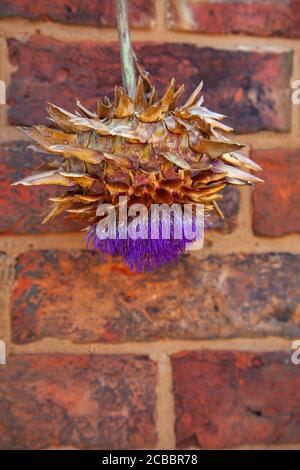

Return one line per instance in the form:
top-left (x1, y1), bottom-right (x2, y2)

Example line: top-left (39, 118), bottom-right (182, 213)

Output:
top-left (87, 215), bottom-right (201, 272)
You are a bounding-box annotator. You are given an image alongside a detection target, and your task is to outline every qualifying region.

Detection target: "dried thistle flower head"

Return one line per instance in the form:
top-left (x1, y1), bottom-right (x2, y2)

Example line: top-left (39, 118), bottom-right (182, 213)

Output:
top-left (14, 75), bottom-right (262, 271)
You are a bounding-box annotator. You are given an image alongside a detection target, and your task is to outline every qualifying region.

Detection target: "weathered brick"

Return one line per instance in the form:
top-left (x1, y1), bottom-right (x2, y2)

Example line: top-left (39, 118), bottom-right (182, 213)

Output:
top-left (209, 186), bottom-right (239, 234)
top-left (0, 354), bottom-right (157, 449)
top-left (0, 141), bottom-right (80, 234)
top-left (0, 0), bottom-right (155, 28)
top-left (0, 253), bottom-right (14, 342)
top-left (11, 251), bottom-right (300, 344)
top-left (7, 37), bottom-right (292, 133)
top-left (167, 0), bottom-right (300, 38)
top-left (172, 350), bottom-right (300, 449)
top-left (252, 149), bottom-right (300, 237)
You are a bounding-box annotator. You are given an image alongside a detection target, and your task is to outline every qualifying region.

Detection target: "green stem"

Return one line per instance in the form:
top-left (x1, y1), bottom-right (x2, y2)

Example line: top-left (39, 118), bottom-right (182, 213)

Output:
top-left (116, 0), bottom-right (137, 98)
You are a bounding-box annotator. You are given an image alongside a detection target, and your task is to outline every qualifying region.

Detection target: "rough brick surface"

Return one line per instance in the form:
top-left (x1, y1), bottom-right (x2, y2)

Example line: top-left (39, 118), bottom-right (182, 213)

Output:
top-left (0, 354), bottom-right (157, 449)
top-left (11, 251), bottom-right (300, 344)
top-left (209, 186), bottom-right (239, 234)
top-left (172, 350), bottom-right (300, 449)
top-left (252, 149), bottom-right (300, 237)
top-left (167, 0), bottom-right (300, 38)
top-left (0, 141), bottom-right (80, 234)
top-left (7, 37), bottom-right (292, 133)
top-left (0, 0), bottom-right (155, 28)
top-left (0, 253), bottom-right (13, 341)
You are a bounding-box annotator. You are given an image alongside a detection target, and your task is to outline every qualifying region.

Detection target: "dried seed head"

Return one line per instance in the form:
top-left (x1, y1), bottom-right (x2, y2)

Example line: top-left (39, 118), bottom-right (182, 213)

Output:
top-left (14, 75), bottom-right (262, 269)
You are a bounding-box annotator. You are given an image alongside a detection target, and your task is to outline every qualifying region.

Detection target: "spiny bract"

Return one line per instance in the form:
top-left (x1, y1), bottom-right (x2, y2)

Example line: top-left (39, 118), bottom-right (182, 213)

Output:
top-left (14, 75), bottom-right (262, 233)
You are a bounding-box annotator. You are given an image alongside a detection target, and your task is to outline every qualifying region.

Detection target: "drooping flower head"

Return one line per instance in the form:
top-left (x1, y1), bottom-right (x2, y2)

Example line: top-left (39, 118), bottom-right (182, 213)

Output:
top-left (14, 74), bottom-right (262, 272)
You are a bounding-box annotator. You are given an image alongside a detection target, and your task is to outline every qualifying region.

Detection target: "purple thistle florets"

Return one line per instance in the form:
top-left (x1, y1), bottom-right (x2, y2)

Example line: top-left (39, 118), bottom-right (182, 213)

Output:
top-left (87, 215), bottom-right (201, 273)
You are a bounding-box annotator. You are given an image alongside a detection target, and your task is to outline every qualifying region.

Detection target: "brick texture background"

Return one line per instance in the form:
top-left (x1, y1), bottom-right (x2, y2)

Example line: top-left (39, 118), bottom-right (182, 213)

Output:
top-left (0, 0), bottom-right (299, 450)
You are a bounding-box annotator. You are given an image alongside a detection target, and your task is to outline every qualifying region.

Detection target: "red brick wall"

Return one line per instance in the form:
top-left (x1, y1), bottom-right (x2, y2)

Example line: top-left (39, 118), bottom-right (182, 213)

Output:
top-left (0, 0), bottom-right (300, 450)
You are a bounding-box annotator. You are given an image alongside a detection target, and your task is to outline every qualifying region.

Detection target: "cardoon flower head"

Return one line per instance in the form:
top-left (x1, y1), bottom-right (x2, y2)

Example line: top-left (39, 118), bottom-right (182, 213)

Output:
top-left (14, 74), bottom-right (262, 272)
